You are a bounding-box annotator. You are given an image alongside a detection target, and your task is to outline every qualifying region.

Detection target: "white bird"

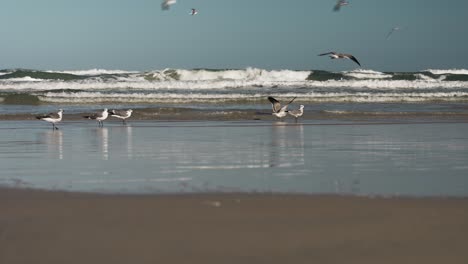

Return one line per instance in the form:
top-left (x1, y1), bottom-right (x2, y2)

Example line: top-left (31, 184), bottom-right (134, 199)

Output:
top-left (318, 51), bottom-right (361, 67)
top-left (190, 8), bottom-right (198, 15)
top-left (84, 109), bottom-right (109, 127)
top-left (268, 96), bottom-right (296, 121)
top-left (333, 0), bottom-right (349, 12)
top-left (161, 0), bottom-right (176, 10)
top-left (36, 109), bottom-right (63, 130)
top-left (288, 105), bottom-right (304, 122)
top-left (386, 27), bottom-right (400, 40)
top-left (109, 109), bottom-right (133, 124)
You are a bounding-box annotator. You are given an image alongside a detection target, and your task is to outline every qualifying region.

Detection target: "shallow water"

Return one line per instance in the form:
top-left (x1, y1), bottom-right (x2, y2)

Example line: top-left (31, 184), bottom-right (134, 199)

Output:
top-left (0, 120), bottom-right (467, 197)
top-left (1, 101), bottom-right (468, 115)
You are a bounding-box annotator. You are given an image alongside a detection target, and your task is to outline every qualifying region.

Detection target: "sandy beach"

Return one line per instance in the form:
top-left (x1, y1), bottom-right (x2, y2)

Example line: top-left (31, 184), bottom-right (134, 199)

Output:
top-left (1, 187), bottom-right (468, 264)
top-left (1, 113), bottom-right (468, 263)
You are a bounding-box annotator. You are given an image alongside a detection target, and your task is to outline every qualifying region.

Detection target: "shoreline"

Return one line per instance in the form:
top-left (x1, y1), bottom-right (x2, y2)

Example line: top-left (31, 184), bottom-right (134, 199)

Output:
top-left (1, 187), bottom-right (468, 263)
top-left (1, 107), bottom-right (468, 122)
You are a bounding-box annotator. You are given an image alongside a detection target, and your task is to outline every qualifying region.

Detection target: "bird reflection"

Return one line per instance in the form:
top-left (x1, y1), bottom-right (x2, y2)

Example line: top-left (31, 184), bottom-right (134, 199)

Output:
top-left (294, 124), bottom-right (305, 164)
top-left (126, 126), bottom-right (133, 159)
top-left (41, 130), bottom-right (64, 160)
top-left (96, 127), bottom-right (109, 160)
top-left (269, 124), bottom-right (286, 167)
top-left (269, 124), bottom-right (305, 168)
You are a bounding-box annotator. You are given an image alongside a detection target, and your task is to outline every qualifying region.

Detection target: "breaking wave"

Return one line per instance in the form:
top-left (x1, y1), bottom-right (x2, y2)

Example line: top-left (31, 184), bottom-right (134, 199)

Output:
top-left (1, 68), bottom-right (468, 103)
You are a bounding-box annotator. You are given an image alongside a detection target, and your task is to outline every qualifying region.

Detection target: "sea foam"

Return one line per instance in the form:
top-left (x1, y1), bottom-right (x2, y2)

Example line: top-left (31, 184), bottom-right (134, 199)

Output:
top-left (1, 68), bottom-right (468, 103)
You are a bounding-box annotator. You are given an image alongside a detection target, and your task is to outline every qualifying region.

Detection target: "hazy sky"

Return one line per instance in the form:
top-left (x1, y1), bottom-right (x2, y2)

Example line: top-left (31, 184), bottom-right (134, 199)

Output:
top-left (1, 0), bottom-right (467, 71)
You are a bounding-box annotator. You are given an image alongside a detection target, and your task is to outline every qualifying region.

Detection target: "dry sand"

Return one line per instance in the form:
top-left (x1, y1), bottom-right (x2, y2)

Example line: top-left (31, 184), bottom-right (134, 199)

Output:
top-left (1, 187), bottom-right (467, 264)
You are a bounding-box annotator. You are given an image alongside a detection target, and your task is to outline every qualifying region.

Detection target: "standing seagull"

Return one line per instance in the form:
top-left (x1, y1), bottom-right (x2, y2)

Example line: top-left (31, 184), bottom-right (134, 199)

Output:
top-left (288, 105), bottom-right (304, 122)
top-left (318, 52), bottom-right (361, 67)
top-left (84, 109), bottom-right (108, 127)
top-left (36, 109), bottom-right (63, 130)
top-left (268, 96), bottom-right (296, 121)
top-left (109, 109), bottom-right (133, 124)
top-left (333, 0), bottom-right (349, 12)
top-left (161, 0), bottom-right (176, 10)
top-left (190, 8), bottom-right (198, 15)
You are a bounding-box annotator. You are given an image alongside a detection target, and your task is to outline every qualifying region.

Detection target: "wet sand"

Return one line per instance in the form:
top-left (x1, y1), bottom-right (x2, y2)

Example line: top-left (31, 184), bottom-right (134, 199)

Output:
top-left (1, 106), bottom-right (468, 122)
top-left (1, 187), bottom-right (468, 264)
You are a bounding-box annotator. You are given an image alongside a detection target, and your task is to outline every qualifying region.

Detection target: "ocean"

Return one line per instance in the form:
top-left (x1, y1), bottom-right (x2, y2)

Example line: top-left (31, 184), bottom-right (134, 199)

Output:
top-left (1, 68), bottom-right (468, 116)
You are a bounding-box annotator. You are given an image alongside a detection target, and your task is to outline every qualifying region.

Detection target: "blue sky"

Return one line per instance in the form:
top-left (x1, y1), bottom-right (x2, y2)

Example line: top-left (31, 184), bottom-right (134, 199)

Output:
top-left (1, 0), bottom-right (467, 71)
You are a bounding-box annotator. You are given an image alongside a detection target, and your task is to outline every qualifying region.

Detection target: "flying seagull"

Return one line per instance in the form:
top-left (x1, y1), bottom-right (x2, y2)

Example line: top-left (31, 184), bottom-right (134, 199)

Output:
top-left (109, 109), bottom-right (133, 124)
top-left (318, 51), bottom-right (361, 67)
top-left (190, 8), bottom-right (198, 15)
top-left (268, 96), bottom-right (296, 121)
top-left (84, 109), bottom-right (109, 127)
top-left (288, 105), bottom-right (304, 122)
top-left (36, 109), bottom-right (63, 130)
top-left (161, 0), bottom-right (176, 10)
top-left (386, 27), bottom-right (400, 40)
top-left (333, 0), bottom-right (349, 12)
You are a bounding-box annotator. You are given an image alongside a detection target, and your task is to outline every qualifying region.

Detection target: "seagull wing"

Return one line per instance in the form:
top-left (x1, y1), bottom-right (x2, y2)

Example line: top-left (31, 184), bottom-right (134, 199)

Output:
top-left (161, 0), bottom-right (176, 10)
top-left (36, 114), bottom-right (49, 119)
top-left (111, 109), bottom-right (131, 117)
top-left (288, 107), bottom-right (303, 116)
top-left (83, 114), bottom-right (97, 119)
top-left (96, 111), bottom-right (104, 118)
top-left (344, 54), bottom-right (361, 67)
top-left (268, 96), bottom-right (282, 113)
top-left (386, 30), bottom-right (394, 40)
top-left (333, 3), bottom-right (341, 11)
top-left (280, 97), bottom-right (297, 112)
top-left (285, 97), bottom-right (297, 106)
top-left (318, 52), bottom-right (335, 56)
top-left (38, 111), bottom-right (59, 119)
top-left (386, 28), bottom-right (398, 40)
top-left (386, 27), bottom-right (400, 40)
top-left (48, 112), bottom-right (60, 119)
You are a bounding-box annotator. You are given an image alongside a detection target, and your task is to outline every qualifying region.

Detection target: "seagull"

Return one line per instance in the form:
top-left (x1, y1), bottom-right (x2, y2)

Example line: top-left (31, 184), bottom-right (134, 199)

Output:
top-left (84, 108), bottom-right (109, 127)
top-left (318, 51), bottom-right (361, 67)
top-left (288, 105), bottom-right (304, 122)
top-left (386, 27), bottom-right (400, 40)
top-left (268, 96), bottom-right (296, 121)
top-left (333, 0), bottom-right (349, 12)
top-left (161, 0), bottom-right (176, 10)
top-left (36, 109), bottom-right (63, 130)
top-left (190, 8), bottom-right (198, 15)
top-left (109, 109), bottom-right (133, 124)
